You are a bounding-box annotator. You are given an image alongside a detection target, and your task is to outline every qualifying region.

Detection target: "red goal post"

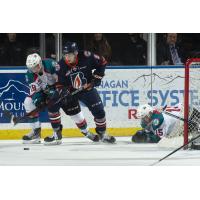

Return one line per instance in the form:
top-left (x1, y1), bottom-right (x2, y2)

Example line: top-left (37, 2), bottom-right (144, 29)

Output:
top-left (184, 58), bottom-right (200, 146)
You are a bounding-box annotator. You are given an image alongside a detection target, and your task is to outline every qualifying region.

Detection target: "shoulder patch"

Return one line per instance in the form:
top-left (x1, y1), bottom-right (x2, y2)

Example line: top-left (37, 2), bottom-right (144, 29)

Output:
top-left (25, 71), bottom-right (35, 84)
top-left (84, 51), bottom-right (91, 57)
top-left (94, 54), bottom-right (100, 60)
top-left (52, 60), bottom-right (57, 67)
top-left (153, 119), bottom-right (160, 126)
top-left (55, 63), bottom-right (60, 71)
top-left (52, 61), bottom-right (60, 71)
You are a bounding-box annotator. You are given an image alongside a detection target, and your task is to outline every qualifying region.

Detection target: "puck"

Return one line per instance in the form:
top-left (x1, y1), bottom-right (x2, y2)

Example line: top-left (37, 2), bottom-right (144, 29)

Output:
top-left (23, 148), bottom-right (30, 150)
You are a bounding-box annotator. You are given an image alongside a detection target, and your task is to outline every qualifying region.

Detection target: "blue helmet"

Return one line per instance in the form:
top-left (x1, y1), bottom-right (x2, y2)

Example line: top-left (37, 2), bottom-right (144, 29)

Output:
top-left (63, 42), bottom-right (78, 54)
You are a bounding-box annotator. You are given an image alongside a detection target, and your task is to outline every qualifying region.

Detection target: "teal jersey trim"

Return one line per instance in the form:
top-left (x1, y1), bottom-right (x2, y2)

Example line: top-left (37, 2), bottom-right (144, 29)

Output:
top-left (141, 112), bottom-right (164, 131)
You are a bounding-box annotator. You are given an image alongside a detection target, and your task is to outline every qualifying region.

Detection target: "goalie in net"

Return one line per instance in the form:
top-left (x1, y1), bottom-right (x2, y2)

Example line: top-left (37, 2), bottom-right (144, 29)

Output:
top-left (131, 103), bottom-right (200, 149)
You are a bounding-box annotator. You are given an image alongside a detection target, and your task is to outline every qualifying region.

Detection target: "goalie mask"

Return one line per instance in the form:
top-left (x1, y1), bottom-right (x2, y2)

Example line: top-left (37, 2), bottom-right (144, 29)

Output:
top-left (137, 104), bottom-right (153, 122)
top-left (26, 53), bottom-right (43, 73)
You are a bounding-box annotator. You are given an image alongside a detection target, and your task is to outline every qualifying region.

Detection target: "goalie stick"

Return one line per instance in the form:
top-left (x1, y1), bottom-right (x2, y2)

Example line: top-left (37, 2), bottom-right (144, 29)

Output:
top-left (156, 105), bottom-right (198, 126)
top-left (149, 105), bottom-right (200, 165)
top-left (150, 133), bottom-right (200, 166)
top-left (164, 110), bottom-right (194, 124)
top-left (12, 83), bottom-right (92, 125)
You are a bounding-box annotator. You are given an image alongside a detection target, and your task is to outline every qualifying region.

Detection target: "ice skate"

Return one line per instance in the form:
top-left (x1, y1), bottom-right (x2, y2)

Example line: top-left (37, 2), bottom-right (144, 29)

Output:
top-left (22, 128), bottom-right (41, 144)
top-left (44, 125), bottom-right (63, 145)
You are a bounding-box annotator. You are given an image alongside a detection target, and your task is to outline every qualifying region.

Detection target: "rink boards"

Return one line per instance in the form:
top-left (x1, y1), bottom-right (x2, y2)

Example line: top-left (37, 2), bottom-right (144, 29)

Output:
top-left (0, 65), bottom-right (195, 139)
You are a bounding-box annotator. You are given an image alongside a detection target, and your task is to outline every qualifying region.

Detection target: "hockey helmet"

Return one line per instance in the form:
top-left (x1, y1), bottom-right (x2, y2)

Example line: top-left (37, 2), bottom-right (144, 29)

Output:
top-left (63, 42), bottom-right (78, 54)
top-left (136, 104), bottom-right (153, 119)
top-left (26, 53), bottom-right (42, 73)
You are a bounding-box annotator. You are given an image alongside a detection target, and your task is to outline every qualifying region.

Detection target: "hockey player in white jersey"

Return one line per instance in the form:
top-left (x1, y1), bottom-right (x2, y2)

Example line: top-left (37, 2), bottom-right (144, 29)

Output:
top-left (22, 53), bottom-right (99, 145)
top-left (131, 104), bottom-right (184, 143)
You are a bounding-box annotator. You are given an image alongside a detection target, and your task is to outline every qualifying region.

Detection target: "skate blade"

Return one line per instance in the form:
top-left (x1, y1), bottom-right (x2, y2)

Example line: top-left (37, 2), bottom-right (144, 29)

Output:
top-left (102, 141), bottom-right (116, 144)
top-left (23, 139), bottom-right (41, 144)
top-left (43, 140), bottom-right (62, 146)
top-left (101, 138), bottom-right (116, 144)
top-left (85, 135), bottom-right (100, 142)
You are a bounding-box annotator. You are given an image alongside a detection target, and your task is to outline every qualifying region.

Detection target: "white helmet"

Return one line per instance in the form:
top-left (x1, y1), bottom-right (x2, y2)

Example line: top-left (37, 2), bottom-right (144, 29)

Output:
top-left (136, 104), bottom-right (153, 119)
top-left (26, 53), bottom-right (42, 72)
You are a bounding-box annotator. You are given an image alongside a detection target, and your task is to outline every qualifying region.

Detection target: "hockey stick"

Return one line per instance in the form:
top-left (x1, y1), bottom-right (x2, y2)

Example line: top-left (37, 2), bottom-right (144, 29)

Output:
top-left (54, 83), bottom-right (90, 105)
top-left (150, 133), bottom-right (200, 166)
top-left (163, 111), bottom-right (189, 123)
top-left (159, 104), bottom-right (197, 124)
top-left (12, 83), bottom-right (92, 125)
top-left (154, 104), bottom-right (198, 129)
top-left (162, 108), bottom-right (199, 132)
top-left (150, 105), bottom-right (200, 165)
top-left (0, 99), bottom-right (15, 123)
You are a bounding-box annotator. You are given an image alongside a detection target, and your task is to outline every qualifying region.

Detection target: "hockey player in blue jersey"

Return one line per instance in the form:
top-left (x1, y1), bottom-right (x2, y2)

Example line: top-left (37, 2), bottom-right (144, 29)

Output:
top-left (22, 53), bottom-right (99, 145)
top-left (56, 42), bottom-right (116, 143)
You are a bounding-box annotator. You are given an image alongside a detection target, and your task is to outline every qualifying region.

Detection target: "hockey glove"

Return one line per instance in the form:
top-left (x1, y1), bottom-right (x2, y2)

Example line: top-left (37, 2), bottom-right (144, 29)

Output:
top-left (47, 89), bottom-right (60, 102)
top-left (32, 93), bottom-right (46, 109)
top-left (91, 73), bottom-right (104, 87)
top-left (60, 88), bottom-right (75, 105)
top-left (131, 129), bottom-right (160, 143)
top-left (132, 130), bottom-right (148, 143)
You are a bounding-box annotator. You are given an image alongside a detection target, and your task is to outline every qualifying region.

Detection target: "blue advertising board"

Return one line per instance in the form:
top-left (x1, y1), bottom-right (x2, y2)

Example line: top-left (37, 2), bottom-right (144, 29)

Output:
top-left (0, 67), bottom-right (48, 123)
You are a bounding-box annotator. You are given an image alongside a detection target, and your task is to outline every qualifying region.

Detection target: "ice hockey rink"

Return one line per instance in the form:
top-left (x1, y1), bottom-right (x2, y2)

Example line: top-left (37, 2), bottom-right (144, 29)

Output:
top-left (0, 136), bottom-right (200, 166)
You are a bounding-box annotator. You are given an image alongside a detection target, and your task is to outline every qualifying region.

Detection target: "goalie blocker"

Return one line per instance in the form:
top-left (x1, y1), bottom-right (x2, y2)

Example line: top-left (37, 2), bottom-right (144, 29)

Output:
top-left (132, 129), bottom-right (160, 143)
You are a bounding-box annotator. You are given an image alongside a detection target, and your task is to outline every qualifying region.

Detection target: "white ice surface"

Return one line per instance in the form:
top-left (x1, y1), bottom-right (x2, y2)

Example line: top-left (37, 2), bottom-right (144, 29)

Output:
top-left (0, 137), bottom-right (200, 166)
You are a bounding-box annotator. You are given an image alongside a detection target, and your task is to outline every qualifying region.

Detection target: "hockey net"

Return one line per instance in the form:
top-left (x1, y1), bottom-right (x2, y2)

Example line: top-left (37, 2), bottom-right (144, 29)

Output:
top-left (158, 58), bottom-right (200, 148)
top-left (183, 58), bottom-right (200, 146)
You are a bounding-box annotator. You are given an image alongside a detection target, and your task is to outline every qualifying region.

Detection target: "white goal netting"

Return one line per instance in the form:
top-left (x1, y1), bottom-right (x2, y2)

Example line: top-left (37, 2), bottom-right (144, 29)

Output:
top-left (158, 59), bottom-right (200, 148)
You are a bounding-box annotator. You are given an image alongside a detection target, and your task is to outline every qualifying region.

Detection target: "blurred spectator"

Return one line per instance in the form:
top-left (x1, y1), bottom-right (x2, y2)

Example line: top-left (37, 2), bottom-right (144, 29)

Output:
top-left (0, 34), bottom-right (5, 65)
top-left (157, 33), bottom-right (183, 65)
top-left (1, 33), bottom-right (26, 66)
top-left (106, 33), bottom-right (124, 65)
top-left (85, 33), bottom-right (112, 62)
top-left (46, 33), bottom-right (56, 59)
top-left (63, 33), bottom-right (84, 50)
top-left (26, 47), bottom-right (40, 56)
top-left (180, 34), bottom-right (200, 62)
top-left (120, 33), bottom-right (147, 65)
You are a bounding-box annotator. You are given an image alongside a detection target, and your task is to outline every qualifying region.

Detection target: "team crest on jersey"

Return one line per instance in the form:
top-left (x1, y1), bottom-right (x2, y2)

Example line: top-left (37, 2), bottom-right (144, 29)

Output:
top-left (70, 72), bottom-right (87, 89)
top-left (153, 119), bottom-right (159, 126)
